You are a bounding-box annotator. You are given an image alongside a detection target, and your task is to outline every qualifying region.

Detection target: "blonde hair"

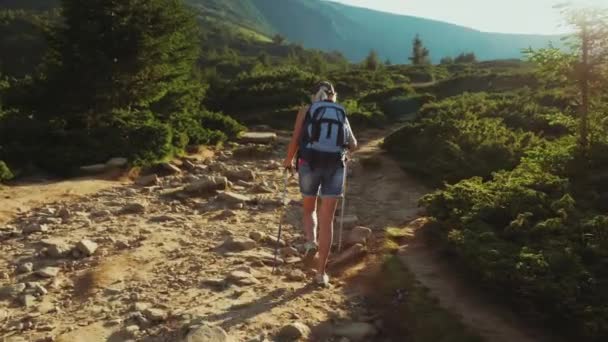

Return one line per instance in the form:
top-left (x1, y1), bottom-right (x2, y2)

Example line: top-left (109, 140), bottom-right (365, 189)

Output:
top-left (311, 83), bottom-right (337, 103)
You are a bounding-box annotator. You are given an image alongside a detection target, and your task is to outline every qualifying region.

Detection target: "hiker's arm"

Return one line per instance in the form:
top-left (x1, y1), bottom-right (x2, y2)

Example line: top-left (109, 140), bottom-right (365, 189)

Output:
top-left (345, 119), bottom-right (358, 151)
top-left (283, 106), bottom-right (308, 169)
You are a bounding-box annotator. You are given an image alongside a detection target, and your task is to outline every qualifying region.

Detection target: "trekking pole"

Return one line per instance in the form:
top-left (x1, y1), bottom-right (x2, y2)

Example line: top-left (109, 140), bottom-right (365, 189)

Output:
top-left (337, 161), bottom-right (349, 253)
top-left (272, 169), bottom-right (290, 274)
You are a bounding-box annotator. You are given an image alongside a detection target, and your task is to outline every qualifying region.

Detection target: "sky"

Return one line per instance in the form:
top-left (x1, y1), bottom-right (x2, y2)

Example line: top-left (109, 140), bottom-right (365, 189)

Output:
top-left (331, 0), bottom-right (606, 35)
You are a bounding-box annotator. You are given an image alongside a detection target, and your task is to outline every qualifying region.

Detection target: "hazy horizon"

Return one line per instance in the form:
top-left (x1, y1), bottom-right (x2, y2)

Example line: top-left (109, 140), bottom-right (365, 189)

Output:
top-left (330, 0), bottom-right (605, 35)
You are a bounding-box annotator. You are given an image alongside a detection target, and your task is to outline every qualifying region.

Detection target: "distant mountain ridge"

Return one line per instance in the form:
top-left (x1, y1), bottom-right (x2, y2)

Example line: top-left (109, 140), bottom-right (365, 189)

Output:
top-left (1, 0), bottom-right (565, 63)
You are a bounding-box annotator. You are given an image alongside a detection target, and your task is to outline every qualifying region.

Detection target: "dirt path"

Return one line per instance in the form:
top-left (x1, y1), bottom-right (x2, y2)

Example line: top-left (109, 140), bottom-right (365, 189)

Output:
top-left (345, 128), bottom-right (552, 342)
top-left (0, 177), bottom-right (123, 225)
top-left (0, 126), bottom-right (552, 342)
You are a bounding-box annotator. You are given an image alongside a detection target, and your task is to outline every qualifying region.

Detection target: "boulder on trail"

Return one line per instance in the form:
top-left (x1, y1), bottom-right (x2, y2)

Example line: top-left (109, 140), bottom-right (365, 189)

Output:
top-left (346, 226), bottom-right (372, 246)
top-left (22, 223), bottom-right (48, 234)
top-left (160, 162), bottom-right (182, 175)
top-left (36, 266), bottom-right (60, 279)
top-left (184, 176), bottom-right (228, 194)
top-left (277, 322), bottom-right (311, 341)
top-left (136, 174), bottom-right (159, 187)
top-left (225, 169), bottom-right (256, 182)
top-left (144, 307), bottom-right (168, 322)
top-left (226, 270), bottom-right (261, 286)
top-left (45, 239), bottom-right (73, 258)
top-left (120, 202), bottom-right (148, 215)
top-left (249, 231), bottom-right (267, 242)
top-left (333, 322), bottom-right (377, 341)
top-left (217, 191), bottom-right (252, 204)
top-left (17, 262), bottom-right (34, 274)
top-left (222, 236), bottom-right (257, 252)
top-left (76, 239), bottom-right (98, 256)
top-left (238, 132), bottom-right (277, 145)
top-left (183, 324), bottom-right (233, 342)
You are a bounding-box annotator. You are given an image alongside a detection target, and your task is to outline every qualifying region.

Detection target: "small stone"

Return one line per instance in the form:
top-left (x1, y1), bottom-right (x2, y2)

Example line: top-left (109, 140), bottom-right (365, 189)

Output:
top-left (249, 231), bottom-right (267, 242)
top-left (144, 308), bottom-right (168, 322)
top-left (280, 247), bottom-right (299, 258)
top-left (161, 162), bottom-right (182, 174)
top-left (136, 174), bottom-right (159, 187)
top-left (277, 322), bottom-right (311, 341)
top-left (202, 278), bottom-right (227, 290)
top-left (217, 191), bottom-right (252, 204)
top-left (134, 302), bottom-right (151, 311)
top-left (36, 267), bottom-right (60, 279)
top-left (333, 322), bottom-right (377, 341)
top-left (46, 240), bottom-right (72, 258)
top-left (346, 227), bottom-right (373, 246)
top-left (22, 223), bottom-right (48, 234)
top-left (58, 208), bottom-right (72, 220)
top-left (238, 132), bottom-right (277, 145)
top-left (17, 262), bottom-right (34, 274)
top-left (76, 239), bottom-right (98, 256)
top-left (225, 169), bottom-right (256, 182)
top-left (285, 269), bottom-right (306, 282)
top-left (125, 324), bottom-right (140, 336)
top-left (184, 324), bottom-right (232, 342)
top-left (184, 176), bottom-right (228, 194)
top-left (120, 203), bottom-right (147, 215)
top-left (222, 236), bottom-right (257, 252)
top-left (34, 283), bottom-right (48, 295)
top-left (226, 270), bottom-right (260, 286)
top-left (21, 294), bottom-right (37, 308)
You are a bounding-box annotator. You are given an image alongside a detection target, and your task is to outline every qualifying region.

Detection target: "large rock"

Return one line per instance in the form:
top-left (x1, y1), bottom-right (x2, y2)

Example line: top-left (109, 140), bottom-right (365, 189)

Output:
top-left (225, 169), bottom-right (256, 182)
top-left (184, 324), bottom-right (233, 342)
top-left (76, 239), bottom-right (98, 256)
top-left (144, 308), bottom-right (168, 322)
top-left (36, 266), bottom-right (60, 279)
top-left (17, 262), bottom-right (34, 274)
top-left (346, 227), bottom-right (372, 246)
top-left (45, 239), bottom-right (73, 258)
top-left (226, 270), bottom-right (260, 286)
top-left (217, 191), bottom-right (252, 204)
top-left (222, 236), bottom-right (257, 252)
top-left (136, 174), bottom-right (159, 187)
top-left (277, 322), bottom-right (311, 341)
top-left (184, 176), bottom-right (228, 194)
top-left (238, 132), bottom-right (277, 145)
top-left (22, 223), bottom-right (48, 234)
top-left (120, 202), bottom-right (148, 215)
top-left (161, 162), bottom-right (182, 174)
top-left (333, 322), bottom-right (377, 341)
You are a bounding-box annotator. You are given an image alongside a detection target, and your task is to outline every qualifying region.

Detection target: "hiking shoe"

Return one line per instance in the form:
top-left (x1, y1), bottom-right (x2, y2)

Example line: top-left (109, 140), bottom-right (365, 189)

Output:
top-left (302, 241), bottom-right (318, 259)
top-left (314, 273), bottom-right (330, 288)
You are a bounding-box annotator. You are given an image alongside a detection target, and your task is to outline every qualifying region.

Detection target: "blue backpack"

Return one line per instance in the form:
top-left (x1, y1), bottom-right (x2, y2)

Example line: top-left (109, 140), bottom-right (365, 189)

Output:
top-left (298, 100), bottom-right (349, 170)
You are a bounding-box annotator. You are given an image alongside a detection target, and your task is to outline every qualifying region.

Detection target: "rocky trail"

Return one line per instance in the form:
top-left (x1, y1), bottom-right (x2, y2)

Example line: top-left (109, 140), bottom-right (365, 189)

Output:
top-left (1, 128), bottom-right (550, 342)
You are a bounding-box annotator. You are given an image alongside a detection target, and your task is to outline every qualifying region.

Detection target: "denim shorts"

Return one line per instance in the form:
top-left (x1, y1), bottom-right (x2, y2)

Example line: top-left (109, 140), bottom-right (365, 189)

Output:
top-left (298, 159), bottom-right (345, 198)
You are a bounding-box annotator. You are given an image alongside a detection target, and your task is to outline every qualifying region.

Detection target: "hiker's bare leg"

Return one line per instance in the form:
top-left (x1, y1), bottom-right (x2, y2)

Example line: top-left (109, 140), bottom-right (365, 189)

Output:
top-left (302, 196), bottom-right (318, 243)
top-left (317, 197), bottom-right (338, 275)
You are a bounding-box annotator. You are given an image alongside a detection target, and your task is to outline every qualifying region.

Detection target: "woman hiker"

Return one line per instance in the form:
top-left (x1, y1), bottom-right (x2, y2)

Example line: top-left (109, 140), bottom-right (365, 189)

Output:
top-left (283, 81), bottom-right (358, 287)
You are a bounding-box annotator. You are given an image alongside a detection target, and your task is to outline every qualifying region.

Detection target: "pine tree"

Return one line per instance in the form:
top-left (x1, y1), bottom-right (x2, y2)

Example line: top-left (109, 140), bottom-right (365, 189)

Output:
top-left (44, 0), bottom-right (202, 129)
top-left (364, 49), bottom-right (380, 70)
top-left (409, 34), bottom-right (430, 65)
